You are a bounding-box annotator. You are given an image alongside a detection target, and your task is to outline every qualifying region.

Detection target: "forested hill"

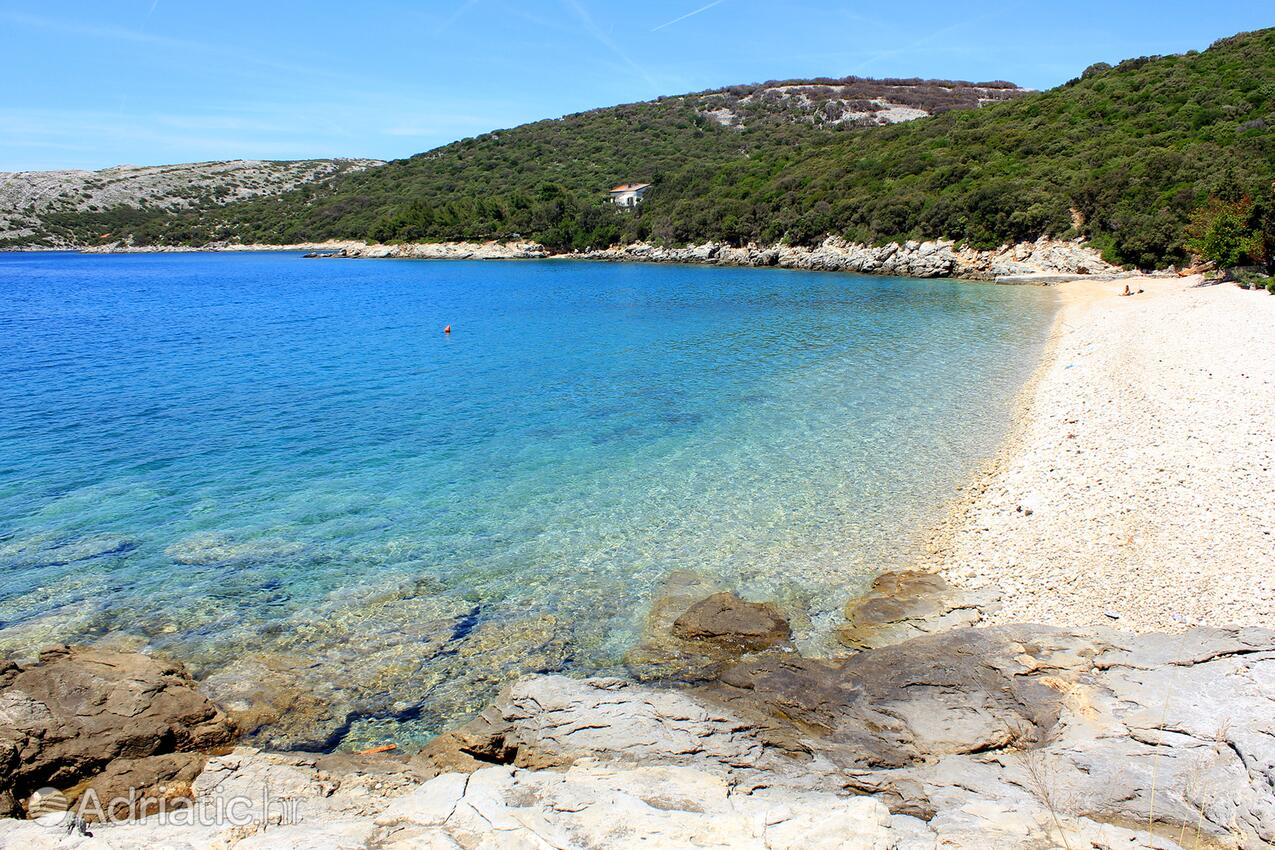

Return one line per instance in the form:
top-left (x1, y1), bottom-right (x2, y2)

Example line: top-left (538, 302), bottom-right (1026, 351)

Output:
top-left (1, 78), bottom-right (1019, 251)
top-left (12, 28), bottom-right (1275, 269)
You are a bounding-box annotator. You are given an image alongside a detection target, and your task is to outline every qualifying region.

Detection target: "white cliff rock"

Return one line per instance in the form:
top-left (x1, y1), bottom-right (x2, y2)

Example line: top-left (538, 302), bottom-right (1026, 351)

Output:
top-left (59, 232), bottom-right (1121, 281)
top-left (576, 234), bottom-right (1120, 281)
top-left (326, 240), bottom-right (549, 260)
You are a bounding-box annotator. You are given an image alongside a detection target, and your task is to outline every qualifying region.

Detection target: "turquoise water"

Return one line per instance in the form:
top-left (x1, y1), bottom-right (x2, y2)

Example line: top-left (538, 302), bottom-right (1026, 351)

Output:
top-left (0, 251), bottom-right (1054, 747)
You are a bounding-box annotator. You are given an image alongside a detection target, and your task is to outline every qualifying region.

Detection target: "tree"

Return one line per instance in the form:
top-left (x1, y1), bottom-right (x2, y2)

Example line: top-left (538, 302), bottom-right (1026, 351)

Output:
top-left (1184, 196), bottom-right (1261, 268)
top-left (1259, 183), bottom-right (1275, 274)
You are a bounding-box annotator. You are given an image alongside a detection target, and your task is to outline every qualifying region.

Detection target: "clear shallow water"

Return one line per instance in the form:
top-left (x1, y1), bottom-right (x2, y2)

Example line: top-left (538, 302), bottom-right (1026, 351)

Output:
top-left (0, 251), bottom-right (1055, 747)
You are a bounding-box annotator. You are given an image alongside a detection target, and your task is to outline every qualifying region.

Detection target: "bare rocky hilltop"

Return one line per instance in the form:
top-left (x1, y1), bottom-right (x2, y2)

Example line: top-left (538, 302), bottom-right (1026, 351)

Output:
top-left (0, 159), bottom-right (382, 248)
top-left (691, 77), bottom-right (1024, 129)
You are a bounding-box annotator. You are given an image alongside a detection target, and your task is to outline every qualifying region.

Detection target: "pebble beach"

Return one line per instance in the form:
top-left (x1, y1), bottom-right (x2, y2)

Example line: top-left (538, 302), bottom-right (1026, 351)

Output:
top-left (926, 275), bottom-right (1275, 631)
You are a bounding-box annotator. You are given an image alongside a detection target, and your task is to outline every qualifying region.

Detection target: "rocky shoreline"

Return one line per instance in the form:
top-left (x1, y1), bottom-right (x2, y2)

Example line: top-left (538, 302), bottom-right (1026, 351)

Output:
top-left (564, 234), bottom-right (1129, 282)
top-left (20, 233), bottom-right (1155, 283)
top-left (303, 234), bottom-right (1133, 282)
top-left (2, 580), bottom-right (1272, 849)
top-left (309, 240), bottom-right (549, 261)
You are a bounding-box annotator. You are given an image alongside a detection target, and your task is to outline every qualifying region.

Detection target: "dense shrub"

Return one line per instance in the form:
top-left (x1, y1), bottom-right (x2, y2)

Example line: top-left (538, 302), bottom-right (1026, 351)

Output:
top-left (1185, 197), bottom-right (1262, 267)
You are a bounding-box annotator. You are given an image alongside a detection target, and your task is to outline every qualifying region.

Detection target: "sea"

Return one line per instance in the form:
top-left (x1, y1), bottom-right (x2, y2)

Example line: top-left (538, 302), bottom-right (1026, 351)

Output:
top-left (0, 251), bottom-right (1055, 748)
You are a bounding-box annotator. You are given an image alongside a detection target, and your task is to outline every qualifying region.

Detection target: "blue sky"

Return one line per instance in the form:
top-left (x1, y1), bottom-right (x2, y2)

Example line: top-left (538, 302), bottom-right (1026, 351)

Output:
top-left (1, 0), bottom-right (1270, 171)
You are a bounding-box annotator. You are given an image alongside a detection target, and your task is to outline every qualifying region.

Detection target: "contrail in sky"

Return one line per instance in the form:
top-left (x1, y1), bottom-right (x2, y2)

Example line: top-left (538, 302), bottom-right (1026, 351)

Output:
top-left (119, 0), bottom-right (161, 118)
top-left (437, 0), bottom-right (480, 34)
top-left (651, 0), bottom-right (727, 32)
top-left (849, 12), bottom-right (994, 73)
top-left (565, 0), bottom-right (660, 92)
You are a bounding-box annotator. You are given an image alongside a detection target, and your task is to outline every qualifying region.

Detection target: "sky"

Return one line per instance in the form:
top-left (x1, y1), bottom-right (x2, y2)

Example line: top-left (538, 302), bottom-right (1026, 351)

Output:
top-left (1, 0), bottom-right (1270, 172)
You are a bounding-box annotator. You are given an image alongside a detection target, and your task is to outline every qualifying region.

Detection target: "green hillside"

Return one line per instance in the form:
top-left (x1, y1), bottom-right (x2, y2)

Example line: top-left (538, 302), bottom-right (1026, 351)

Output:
top-left (762, 29), bottom-right (1275, 267)
top-left (24, 28), bottom-right (1275, 268)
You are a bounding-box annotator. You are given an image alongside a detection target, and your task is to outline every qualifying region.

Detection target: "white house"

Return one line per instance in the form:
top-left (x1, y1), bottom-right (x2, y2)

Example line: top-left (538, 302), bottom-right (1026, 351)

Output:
top-left (609, 182), bottom-right (651, 208)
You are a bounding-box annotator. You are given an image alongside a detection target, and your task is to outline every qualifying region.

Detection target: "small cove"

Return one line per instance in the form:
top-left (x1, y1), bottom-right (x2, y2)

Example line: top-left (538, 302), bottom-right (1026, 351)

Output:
top-left (0, 251), bottom-right (1056, 748)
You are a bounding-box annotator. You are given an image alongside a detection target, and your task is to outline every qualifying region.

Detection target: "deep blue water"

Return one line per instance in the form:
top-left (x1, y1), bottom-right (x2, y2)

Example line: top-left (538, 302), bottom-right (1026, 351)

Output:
top-left (0, 251), bottom-right (1054, 746)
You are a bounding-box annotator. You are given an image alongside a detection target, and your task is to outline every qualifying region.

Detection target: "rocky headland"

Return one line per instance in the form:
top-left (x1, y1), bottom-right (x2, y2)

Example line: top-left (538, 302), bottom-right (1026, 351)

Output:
top-left (312, 240), bottom-right (550, 261)
top-left (0, 160), bottom-right (383, 249)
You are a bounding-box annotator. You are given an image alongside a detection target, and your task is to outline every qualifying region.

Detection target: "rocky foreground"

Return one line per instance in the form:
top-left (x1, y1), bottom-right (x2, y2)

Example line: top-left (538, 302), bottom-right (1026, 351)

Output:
top-left (1, 579), bottom-right (1272, 850)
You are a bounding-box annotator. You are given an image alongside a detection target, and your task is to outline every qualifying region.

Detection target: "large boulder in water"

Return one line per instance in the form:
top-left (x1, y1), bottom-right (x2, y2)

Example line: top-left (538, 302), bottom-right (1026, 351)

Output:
top-left (625, 575), bottom-right (795, 682)
top-left (0, 645), bottom-right (237, 817)
top-left (671, 592), bottom-right (791, 652)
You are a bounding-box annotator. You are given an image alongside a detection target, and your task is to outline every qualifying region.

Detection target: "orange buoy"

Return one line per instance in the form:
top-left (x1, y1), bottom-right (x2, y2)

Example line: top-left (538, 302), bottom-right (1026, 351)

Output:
top-left (443, 324), bottom-right (452, 334)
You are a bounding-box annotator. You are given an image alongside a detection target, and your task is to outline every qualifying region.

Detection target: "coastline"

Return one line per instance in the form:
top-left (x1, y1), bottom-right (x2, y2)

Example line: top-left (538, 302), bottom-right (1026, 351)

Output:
top-left (556, 235), bottom-right (1127, 283)
top-left (913, 280), bottom-right (1080, 581)
top-left (7, 234), bottom-right (1160, 284)
top-left (920, 274), bottom-right (1275, 631)
top-left (301, 235), bottom-right (1139, 283)
top-left (3, 266), bottom-right (1275, 848)
top-left (0, 241), bottom-right (363, 255)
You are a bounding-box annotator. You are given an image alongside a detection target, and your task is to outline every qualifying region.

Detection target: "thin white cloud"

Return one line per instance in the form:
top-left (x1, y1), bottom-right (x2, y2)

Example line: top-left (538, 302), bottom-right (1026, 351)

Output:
top-left (0, 9), bottom-right (190, 48)
top-left (0, 94), bottom-right (526, 171)
top-left (435, 0), bottom-right (481, 33)
top-left (383, 127), bottom-right (438, 137)
top-left (493, 2), bottom-right (576, 33)
top-left (849, 13), bottom-right (994, 74)
top-left (651, 0), bottom-right (727, 33)
top-left (563, 0), bottom-right (660, 92)
top-left (0, 10), bottom-right (370, 87)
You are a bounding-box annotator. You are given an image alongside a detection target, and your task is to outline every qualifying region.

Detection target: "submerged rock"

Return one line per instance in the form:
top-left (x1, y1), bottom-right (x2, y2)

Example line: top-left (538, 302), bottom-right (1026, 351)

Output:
top-left (0, 533), bottom-right (138, 569)
top-left (625, 572), bottom-right (794, 682)
top-left (199, 606), bottom-right (573, 751)
top-left (671, 591), bottom-right (791, 651)
top-left (163, 531), bottom-right (306, 565)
